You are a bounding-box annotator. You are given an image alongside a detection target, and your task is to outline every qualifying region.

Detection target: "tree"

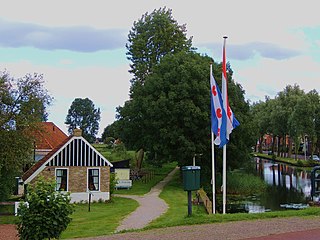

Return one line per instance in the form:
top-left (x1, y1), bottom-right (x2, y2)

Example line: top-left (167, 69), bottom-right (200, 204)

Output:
top-left (126, 7), bottom-right (193, 85)
top-left (65, 98), bottom-right (101, 143)
top-left (0, 71), bottom-right (52, 201)
top-left (17, 177), bottom-right (74, 240)
top-left (117, 51), bottom-right (252, 170)
top-left (114, 7), bottom-right (194, 168)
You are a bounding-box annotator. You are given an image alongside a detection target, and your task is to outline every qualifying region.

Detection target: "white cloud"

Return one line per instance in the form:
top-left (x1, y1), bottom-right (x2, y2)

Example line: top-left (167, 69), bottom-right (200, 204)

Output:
top-left (234, 55), bottom-right (320, 102)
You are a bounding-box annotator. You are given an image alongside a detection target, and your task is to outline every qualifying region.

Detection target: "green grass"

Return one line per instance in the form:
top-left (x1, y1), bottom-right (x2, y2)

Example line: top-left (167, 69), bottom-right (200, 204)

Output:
top-left (61, 197), bottom-right (139, 239)
top-left (0, 215), bottom-right (17, 224)
top-left (92, 144), bottom-right (135, 162)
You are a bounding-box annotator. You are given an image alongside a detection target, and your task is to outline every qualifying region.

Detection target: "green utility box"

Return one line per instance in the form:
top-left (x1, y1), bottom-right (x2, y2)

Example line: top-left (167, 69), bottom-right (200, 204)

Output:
top-left (182, 166), bottom-right (201, 191)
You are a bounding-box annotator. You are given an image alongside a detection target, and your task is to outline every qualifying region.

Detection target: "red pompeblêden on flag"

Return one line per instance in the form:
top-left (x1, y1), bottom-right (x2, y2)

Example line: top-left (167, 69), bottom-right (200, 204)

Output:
top-left (221, 37), bottom-right (239, 141)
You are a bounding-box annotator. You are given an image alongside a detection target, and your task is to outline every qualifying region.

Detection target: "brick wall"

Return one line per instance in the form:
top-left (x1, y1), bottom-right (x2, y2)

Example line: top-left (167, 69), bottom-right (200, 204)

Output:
top-left (31, 166), bottom-right (110, 193)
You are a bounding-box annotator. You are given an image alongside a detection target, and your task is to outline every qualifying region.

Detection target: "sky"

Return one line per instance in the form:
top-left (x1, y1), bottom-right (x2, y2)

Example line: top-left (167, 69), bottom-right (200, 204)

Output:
top-left (1, 0), bottom-right (319, 136)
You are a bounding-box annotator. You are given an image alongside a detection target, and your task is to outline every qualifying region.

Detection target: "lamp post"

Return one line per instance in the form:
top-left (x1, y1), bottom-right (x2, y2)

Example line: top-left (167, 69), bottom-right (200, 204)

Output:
top-left (193, 153), bottom-right (203, 166)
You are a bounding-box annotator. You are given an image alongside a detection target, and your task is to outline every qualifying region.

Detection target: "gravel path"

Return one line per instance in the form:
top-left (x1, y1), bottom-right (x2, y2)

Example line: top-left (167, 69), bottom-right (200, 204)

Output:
top-left (115, 167), bottom-right (179, 232)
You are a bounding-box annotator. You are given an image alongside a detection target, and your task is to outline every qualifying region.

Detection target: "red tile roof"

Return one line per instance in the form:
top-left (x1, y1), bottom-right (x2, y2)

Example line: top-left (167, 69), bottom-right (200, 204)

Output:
top-left (22, 135), bottom-right (72, 181)
top-left (33, 122), bottom-right (68, 150)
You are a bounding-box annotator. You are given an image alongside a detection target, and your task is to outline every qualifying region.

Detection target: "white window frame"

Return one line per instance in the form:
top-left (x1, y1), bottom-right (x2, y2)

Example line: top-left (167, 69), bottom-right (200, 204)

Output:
top-left (55, 168), bottom-right (69, 192)
top-left (87, 168), bottom-right (100, 192)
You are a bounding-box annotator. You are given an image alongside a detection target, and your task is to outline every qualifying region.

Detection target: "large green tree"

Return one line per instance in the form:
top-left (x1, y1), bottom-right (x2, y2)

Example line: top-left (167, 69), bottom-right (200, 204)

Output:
top-left (115, 7), bottom-right (253, 173)
top-left (118, 51), bottom-right (253, 171)
top-left (0, 71), bottom-right (52, 200)
top-left (115, 7), bottom-right (194, 167)
top-left (65, 98), bottom-right (101, 143)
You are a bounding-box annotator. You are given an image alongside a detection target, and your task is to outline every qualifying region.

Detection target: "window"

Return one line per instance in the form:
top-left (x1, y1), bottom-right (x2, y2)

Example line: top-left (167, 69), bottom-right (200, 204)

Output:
top-left (88, 169), bottom-right (99, 191)
top-left (56, 169), bottom-right (68, 191)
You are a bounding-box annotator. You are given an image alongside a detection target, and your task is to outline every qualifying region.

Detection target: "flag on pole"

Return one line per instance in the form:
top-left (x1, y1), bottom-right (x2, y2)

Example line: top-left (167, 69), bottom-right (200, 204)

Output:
top-left (210, 64), bottom-right (227, 148)
top-left (222, 37), bottom-right (239, 140)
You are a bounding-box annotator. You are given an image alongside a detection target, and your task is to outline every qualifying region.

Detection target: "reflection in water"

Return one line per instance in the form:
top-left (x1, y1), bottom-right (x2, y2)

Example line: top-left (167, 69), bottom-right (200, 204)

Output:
top-left (251, 157), bottom-right (311, 212)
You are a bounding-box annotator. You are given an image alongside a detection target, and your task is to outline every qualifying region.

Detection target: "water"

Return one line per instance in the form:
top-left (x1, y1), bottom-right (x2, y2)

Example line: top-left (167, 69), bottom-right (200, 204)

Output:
top-left (242, 157), bottom-right (311, 213)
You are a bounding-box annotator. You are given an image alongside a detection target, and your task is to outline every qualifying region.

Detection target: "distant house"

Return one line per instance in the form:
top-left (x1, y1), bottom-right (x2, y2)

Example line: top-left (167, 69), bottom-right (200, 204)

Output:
top-left (32, 122), bottom-right (68, 161)
top-left (22, 129), bottom-right (113, 202)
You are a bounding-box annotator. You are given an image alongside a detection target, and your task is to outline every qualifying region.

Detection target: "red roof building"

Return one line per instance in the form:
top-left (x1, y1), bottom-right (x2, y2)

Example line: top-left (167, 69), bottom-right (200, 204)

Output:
top-left (33, 122), bottom-right (68, 161)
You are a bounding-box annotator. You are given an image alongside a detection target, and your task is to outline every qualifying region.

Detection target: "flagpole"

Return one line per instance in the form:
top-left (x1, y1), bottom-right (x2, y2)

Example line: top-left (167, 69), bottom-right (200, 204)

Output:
top-left (210, 63), bottom-right (216, 214)
top-left (222, 36), bottom-right (228, 214)
top-left (211, 131), bottom-right (216, 214)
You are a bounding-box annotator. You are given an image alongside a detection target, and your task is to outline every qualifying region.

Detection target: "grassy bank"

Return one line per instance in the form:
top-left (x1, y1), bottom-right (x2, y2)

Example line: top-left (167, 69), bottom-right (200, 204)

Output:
top-left (254, 152), bottom-right (318, 168)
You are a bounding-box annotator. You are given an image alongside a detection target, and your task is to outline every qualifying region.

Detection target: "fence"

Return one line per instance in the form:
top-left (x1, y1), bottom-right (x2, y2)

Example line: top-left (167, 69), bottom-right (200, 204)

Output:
top-left (197, 188), bottom-right (212, 214)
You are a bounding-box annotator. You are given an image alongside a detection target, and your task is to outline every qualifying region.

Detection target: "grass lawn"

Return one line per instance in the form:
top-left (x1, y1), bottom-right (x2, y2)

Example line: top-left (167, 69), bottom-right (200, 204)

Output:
top-left (61, 197), bottom-right (139, 239)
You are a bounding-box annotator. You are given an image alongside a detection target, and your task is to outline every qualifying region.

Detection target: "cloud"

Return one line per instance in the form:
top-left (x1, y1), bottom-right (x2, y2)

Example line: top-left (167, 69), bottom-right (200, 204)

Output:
top-left (233, 55), bottom-right (320, 103)
top-left (0, 18), bottom-right (127, 52)
top-left (198, 42), bottom-right (301, 61)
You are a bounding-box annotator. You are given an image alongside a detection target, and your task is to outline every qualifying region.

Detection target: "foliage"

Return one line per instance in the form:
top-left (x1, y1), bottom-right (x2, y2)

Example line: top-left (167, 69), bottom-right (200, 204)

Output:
top-left (0, 71), bottom-right (52, 201)
top-left (109, 173), bottom-right (117, 196)
top-left (16, 177), bottom-right (74, 240)
top-left (101, 122), bottom-right (121, 142)
top-left (65, 97), bottom-right (101, 143)
top-left (126, 7), bottom-right (193, 84)
top-left (118, 50), bottom-right (253, 174)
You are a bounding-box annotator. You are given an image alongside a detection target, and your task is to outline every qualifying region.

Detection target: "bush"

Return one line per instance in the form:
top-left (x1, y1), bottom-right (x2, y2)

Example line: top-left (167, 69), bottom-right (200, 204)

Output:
top-left (16, 177), bottom-right (74, 240)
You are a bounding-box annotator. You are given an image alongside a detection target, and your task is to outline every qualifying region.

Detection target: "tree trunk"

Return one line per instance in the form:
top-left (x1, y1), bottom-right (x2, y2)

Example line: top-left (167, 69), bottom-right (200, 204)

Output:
top-left (272, 135), bottom-right (276, 154)
top-left (277, 136), bottom-right (281, 157)
top-left (288, 137), bottom-right (292, 158)
top-left (259, 135), bottom-right (263, 153)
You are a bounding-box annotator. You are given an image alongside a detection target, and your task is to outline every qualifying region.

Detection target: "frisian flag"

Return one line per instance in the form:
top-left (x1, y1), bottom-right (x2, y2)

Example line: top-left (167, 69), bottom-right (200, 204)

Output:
top-left (222, 37), bottom-right (240, 140)
top-left (210, 64), bottom-right (227, 148)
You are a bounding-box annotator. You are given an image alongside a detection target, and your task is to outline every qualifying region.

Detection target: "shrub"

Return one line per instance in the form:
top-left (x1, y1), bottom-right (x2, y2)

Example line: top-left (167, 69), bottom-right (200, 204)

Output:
top-left (16, 177), bottom-right (74, 240)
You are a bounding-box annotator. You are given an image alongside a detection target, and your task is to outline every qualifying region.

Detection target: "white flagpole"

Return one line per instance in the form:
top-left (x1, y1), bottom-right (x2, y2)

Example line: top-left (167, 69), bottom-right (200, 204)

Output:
top-left (222, 36), bottom-right (228, 214)
top-left (211, 131), bottom-right (216, 214)
top-left (222, 144), bottom-right (227, 214)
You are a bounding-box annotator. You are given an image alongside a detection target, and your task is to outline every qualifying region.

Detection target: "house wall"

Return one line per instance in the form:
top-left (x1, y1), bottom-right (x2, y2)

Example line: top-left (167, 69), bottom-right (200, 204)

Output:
top-left (29, 166), bottom-right (110, 202)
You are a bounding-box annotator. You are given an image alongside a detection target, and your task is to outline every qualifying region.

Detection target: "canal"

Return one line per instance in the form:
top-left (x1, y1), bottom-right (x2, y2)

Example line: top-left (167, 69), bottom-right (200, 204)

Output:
top-left (241, 157), bottom-right (312, 213)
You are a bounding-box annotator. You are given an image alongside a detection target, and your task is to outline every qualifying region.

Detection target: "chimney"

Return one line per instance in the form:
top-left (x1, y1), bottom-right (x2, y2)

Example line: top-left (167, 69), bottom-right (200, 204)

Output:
top-left (73, 128), bottom-right (82, 137)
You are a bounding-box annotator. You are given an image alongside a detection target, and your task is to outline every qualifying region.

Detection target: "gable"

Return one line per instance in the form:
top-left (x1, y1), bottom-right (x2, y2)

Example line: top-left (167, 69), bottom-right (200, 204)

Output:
top-left (23, 136), bottom-right (113, 183)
